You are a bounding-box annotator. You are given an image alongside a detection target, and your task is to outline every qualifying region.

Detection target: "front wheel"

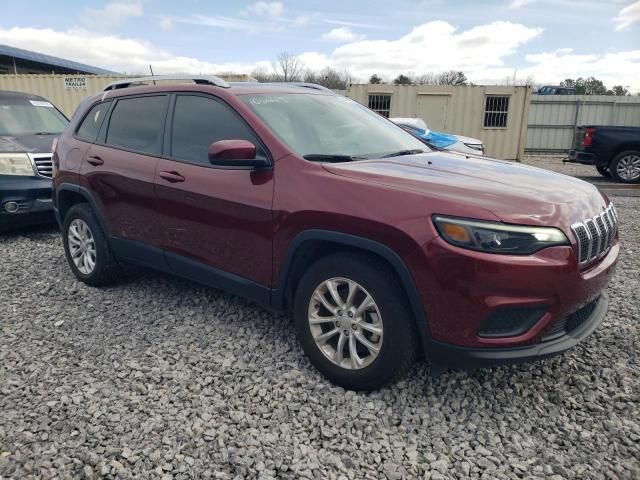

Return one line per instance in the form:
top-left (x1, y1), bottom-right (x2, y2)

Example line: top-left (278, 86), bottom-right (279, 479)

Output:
top-left (596, 165), bottom-right (610, 178)
top-left (610, 150), bottom-right (640, 184)
top-left (294, 252), bottom-right (418, 391)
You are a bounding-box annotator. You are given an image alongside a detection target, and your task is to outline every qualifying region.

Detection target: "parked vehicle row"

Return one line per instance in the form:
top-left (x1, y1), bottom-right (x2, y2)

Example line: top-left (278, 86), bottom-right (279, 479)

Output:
top-left (0, 91), bottom-right (66, 230)
top-left (47, 76), bottom-right (618, 390)
top-left (568, 125), bottom-right (640, 184)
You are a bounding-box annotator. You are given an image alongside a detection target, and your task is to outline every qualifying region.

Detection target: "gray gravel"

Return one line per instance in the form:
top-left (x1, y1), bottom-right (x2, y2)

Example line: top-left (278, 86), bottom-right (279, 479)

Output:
top-left (1, 162), bottom-right (639, 479)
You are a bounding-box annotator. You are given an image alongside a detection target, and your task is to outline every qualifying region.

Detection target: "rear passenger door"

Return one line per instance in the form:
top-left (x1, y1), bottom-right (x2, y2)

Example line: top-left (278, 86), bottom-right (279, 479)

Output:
top-left (81, 94), bottom-right (169, 259)
top-left (154, 93), bottom-right (275, 295)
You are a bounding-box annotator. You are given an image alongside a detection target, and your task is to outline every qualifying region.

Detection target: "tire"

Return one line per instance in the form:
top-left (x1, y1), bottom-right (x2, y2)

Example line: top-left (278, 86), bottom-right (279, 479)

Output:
top-left (596, 165), bottom-right (610, 178)
top-left (610, 150), bottom-right (640, 184)
top-left (293, 252), bottom-right (418, 391)
top-left (62, 203), bottom-right (123, 286)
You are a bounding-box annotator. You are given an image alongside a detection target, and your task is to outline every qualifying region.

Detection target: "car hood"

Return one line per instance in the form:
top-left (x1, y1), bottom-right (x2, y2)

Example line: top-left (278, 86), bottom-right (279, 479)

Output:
top-left (323, 152), bottom-right (607, 229)
top-left (0, 134), bottom-right (57, 154)
top-left (454, 134), bottom-right (483, 145)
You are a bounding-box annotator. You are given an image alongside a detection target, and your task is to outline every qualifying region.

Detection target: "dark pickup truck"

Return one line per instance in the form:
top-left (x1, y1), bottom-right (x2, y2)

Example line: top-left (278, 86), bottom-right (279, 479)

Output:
top-left (568, 126), bottom-right (640, 183)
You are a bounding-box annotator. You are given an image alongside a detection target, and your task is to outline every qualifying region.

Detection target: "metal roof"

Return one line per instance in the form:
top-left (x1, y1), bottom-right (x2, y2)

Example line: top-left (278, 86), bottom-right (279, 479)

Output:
top-left (0, 44), bottom-right (118, 75)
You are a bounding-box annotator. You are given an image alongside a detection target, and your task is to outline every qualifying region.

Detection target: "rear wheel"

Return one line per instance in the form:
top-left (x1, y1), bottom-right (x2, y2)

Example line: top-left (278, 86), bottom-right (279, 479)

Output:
top-left (610, 150), bottom-right (640, 184)
top-left (62, 204), bottom-right (123, 286)
top-left (596, 165), bottom-right (610, 178)
top-left (294, 252), bottom-right (418, 391)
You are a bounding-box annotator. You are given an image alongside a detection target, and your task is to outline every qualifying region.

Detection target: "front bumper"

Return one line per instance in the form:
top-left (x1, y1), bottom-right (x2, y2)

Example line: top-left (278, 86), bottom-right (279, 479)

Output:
top-left (428, 293), bottom-right (608, 370)
top-left (405, 233), bottom-right (619, 368)
top-left (568, 149), bottom-right (597, 165)
top-left (0, 175), bottom-right (54, 227)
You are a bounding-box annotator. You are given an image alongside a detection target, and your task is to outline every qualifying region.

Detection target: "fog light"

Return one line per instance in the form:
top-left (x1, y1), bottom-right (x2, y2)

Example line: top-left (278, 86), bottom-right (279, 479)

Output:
top-left (4, 201), bottom-right (19, 213)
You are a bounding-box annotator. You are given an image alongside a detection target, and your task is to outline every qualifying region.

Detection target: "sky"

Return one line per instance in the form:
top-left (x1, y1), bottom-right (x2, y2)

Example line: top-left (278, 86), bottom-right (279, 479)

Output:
top-left (0, 0), bottom-right (639, 91)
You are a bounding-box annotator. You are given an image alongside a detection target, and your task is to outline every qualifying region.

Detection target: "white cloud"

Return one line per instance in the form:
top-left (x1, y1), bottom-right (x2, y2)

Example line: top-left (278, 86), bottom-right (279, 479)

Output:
top-left (321, 27), bottom-right (365, 43)
top-left (242, 2), bottom-right (285, 17)
top-left (509, 0), bottom-right (538, 7)
top-left (613, 1), bottom-right (640, 30)
top-left (2, 21), bottom-right (638, 91)
top-left (325, 21), bottom-right (543, 80)
top-left (520, 48), bottom-right (640, 90)
top-left (83, 1), bottom-right (143, 30)
top-left (0, 26), bottom-right (264, 75)
top-left (158, 17), bottom-right (173, 30)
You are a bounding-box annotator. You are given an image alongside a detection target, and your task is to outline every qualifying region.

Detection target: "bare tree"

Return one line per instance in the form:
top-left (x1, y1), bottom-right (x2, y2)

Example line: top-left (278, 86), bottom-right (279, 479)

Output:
top-left (437, 70), bottom-right (468, 86)
top-left (251, 65), bottom-right (277, 83)
top-left (274, 52), bottom-right (304, 82)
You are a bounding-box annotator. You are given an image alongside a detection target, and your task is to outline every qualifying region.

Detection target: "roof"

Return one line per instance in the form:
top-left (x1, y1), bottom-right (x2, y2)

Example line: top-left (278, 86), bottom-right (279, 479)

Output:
top-left (0, 89), bottom-right (47, 101)
top-left (0, 44), bottom-right (118, 75)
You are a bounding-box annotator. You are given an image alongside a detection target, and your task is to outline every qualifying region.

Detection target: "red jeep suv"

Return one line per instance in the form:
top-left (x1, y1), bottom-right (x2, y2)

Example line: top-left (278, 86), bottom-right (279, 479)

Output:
top-left (52, 76), bottom-right (619, 390)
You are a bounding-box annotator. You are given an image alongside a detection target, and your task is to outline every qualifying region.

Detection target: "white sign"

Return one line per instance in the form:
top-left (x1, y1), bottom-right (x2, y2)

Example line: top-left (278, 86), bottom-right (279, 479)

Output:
top-left (30, 100), bottom-right (53, 108)
top-left (64, 77), bottom-right (87, 91)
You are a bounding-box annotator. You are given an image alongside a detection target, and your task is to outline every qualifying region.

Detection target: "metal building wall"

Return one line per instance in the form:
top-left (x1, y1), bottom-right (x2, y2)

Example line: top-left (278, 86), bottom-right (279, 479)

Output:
top-left (347, 84), bottom-right (532, 160)
top-left (0, 74), bottom-right (252, 117)
top-left (0, 75), bottom-right (124, 117)
top-left (526, 95), bottom-right (640, 153)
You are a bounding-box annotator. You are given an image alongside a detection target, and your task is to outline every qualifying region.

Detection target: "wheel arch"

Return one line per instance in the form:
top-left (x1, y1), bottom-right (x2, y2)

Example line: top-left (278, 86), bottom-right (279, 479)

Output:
top-left (609, 144), bottom-right (640, 165)
top-left (55, 183), bottom-right (107, 232)
top-left (272, 229), bottom-right (432, 350)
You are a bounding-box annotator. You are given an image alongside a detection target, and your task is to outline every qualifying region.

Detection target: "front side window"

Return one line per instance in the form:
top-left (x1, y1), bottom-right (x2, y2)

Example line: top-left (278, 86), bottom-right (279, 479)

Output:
top-left (106, 96), bottom-right (168, 155)
top-left (240, 93), bottom-right (427, 159)
top-left (0, 97), bottom-right (68, 136)
top-left (76, 101), bottom-right (111, 143)
top-left (170, 95), bottom-right (263, 164)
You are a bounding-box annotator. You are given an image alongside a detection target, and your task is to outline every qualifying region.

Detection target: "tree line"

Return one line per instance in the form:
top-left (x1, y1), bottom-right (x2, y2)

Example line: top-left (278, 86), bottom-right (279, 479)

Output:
top-left (251, 52), bottom-right (633, 95)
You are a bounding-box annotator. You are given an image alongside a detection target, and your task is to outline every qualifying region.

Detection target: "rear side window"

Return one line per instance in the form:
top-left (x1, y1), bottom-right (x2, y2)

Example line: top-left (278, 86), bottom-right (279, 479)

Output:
top-left (76, 101), bottom-right (111, 142)
top-left (170, 95), bottom-right (263, 165)
top-left (106, 96), bottom-right (168, 155)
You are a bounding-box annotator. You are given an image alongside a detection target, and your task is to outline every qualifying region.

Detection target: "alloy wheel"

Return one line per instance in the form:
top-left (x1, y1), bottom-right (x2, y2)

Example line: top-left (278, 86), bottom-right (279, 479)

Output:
top-left (615, 154), bottom-right (640, 181)
top-left (68, 218), bottom-right (97, 275)
top-left (308, 277), bottom-right (383, 370)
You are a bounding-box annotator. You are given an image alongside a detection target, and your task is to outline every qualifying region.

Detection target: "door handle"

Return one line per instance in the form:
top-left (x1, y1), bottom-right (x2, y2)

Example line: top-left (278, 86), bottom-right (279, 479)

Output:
top-left (86, 156), bottom-right (104, 166)
top-left (158, 171), bottom-right (185, 183)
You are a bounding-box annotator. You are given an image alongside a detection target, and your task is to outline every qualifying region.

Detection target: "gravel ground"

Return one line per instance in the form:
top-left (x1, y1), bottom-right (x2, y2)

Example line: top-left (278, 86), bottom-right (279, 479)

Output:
top-left (1, 162), bottom-right (639, 479)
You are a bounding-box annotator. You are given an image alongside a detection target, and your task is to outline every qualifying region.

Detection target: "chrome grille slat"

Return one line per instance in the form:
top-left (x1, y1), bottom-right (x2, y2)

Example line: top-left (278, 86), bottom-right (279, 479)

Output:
top-left (31, 155), bottom-right (54, 178)
top-left (571, 204), bottom-right (618, 266)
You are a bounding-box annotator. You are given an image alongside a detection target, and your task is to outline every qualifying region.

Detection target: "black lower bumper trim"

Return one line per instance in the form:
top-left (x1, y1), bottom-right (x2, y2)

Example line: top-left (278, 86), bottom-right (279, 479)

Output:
top-left (567, 150), bottom-right (597, 165)
top-left (428, 293), bottom-right (609, 371)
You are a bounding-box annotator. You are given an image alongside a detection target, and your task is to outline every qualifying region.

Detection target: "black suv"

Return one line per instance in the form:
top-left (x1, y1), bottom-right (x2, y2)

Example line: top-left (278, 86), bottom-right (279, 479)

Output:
top-left (0, 91), bottom-right (68, 230)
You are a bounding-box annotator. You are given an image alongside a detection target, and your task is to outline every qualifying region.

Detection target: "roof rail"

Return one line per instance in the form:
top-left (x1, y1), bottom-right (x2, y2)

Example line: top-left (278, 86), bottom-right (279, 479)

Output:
top-left (104, 75), bottom-right (230, 91)
top-left (229, 82), bottom-right (335, 93)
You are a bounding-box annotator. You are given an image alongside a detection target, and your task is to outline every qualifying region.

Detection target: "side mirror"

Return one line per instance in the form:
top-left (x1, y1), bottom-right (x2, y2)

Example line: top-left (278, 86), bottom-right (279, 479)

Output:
top-left (208, 140), bottom-right (268, 168)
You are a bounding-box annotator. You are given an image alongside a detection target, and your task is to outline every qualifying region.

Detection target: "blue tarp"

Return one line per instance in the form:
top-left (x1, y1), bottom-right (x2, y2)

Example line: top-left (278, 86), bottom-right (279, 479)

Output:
top-left (413, 128), bottom-right (458, 149)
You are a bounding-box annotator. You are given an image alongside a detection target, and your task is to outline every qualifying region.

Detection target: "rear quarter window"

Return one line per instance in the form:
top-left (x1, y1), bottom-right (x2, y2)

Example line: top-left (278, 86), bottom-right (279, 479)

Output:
top-left (75, 101), bottom-right (111, 143)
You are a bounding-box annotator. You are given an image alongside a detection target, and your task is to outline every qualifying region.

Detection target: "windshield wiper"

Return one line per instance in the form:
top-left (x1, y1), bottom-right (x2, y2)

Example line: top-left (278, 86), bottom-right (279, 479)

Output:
top-left (303, 154), bottom-right (366, 163)
top-left (382, 149), bottom-right (426, 158)
top-left (33, 132), bottom-right (60, 136)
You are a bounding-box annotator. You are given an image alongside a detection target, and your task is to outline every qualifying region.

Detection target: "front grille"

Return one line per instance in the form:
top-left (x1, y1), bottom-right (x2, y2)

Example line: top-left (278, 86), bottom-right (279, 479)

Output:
top-left (32, 155), bottom-right (53, 178)
top-left (541, 298), bottom-right (599, 342)
top-left (571, 204), bottom-right (618, 266)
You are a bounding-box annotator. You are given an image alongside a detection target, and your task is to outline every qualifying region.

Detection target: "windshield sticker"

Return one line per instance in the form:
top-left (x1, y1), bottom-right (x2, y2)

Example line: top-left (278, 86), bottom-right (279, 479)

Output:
top-left (248, 96), bottom-right (287, 106)
top-left (30, 100), bottom-right (54, 108)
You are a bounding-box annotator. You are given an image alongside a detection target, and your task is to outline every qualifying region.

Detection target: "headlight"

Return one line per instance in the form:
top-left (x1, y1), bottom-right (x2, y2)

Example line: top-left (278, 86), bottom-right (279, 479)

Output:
top-left (0, 153), bottom-right (35, 176)
top-left (433, 216), bottom-right (569, 254)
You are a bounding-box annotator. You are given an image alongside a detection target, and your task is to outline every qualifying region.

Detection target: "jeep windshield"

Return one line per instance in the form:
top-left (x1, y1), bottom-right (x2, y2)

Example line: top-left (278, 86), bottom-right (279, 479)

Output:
top-left (240, 93), bottom-right (428, 161)
top-left (0, 97), bottom-right (68, 137)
